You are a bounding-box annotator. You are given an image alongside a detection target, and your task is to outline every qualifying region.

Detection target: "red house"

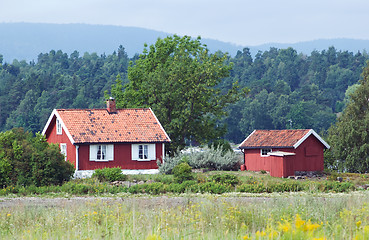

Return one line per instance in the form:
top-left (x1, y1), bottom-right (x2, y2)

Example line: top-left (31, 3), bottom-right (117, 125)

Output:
top-left (42, 99), bottom-right (171, 177)
top-left (238, 129), bottom-right (330, 178)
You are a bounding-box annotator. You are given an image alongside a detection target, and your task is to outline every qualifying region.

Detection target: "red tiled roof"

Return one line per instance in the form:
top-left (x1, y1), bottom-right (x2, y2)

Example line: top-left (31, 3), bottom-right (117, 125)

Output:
top-left (55, 108), bottom-right (170, 144)
top-left (239, 129), bottom-right (312, 149)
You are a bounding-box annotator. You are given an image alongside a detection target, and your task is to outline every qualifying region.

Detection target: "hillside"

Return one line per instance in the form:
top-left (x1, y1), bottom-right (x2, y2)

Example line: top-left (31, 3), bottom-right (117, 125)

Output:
top-left (0, 23), bottom-right (368, 62)
top-left (0, 23), bottom-right (242, 62)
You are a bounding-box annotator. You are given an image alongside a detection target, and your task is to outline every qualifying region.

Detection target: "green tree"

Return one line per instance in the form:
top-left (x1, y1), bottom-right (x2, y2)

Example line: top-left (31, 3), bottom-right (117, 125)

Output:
top-left (110, 35), bottom-right (246, 151)
top-left (327, 63), bottom-right (369, 172)
top-left (0, 128), bottom-right (74, 187)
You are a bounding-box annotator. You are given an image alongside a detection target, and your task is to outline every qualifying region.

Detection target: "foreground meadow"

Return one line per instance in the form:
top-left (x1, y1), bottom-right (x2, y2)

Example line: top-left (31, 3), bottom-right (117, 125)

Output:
top-left (1, 191), bottom-right (369, 239)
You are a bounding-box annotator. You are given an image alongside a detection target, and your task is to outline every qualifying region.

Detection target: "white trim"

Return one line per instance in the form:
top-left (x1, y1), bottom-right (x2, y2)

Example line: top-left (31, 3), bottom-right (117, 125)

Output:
top-left (89, 144), bottom-right (114, 161)
top-left (75, 145), bottom-right (79, 171)
top-left (268, 151), bottom-right (296, 157)
top-left (60, 143), bottom-right (67, 161)
top-left (293, 129), bottom-right (330, 149)
top-left (41, 109), bottom-right (75, 145)
top-left (260, 148), bottom-right (272, 157)
top-left (132, 143), bottom-right (156, 161)
top-left (56, 119), bottom-right (62, 135)
top-left (73, 169), bottom-right (159, 179)
top-left (239, 130), bottom-right (256, 149)
top-left (162, 143), bottom-right (165, 164)
top-left (149, 108), bottom-right (171, 142)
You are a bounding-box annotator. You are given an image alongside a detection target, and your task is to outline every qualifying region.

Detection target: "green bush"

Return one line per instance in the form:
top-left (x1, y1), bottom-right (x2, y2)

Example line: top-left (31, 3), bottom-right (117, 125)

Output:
top-left (208, 139), bottom-right (233, 154)
top-left (237, 183), bottom-right (266, 193)
top-left (198, 181), bottom-right (231, 194)
top-left (144, 182), bottom-right (166, 194)
top-left (210, 173), bottom-right (240, 186)
top-left (0, 128), bottom-right (75, 187)
top-left (92, 167), bottom-right (127, 182)
top-left (266, 181), bottom-right (304, 193)
top-left (316, 181), bottom-right (355, 192)
top-left (172, 162), bottom-right (193, 183)
top-left (158, 146), bottom-right (240, 174)
top-left (127, 182), bottom-right (166, 195)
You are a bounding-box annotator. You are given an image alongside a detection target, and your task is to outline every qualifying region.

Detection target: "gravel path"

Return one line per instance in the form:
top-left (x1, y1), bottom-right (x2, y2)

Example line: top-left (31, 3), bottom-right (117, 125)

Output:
top-left (0, 195), bottom-right (272, 209)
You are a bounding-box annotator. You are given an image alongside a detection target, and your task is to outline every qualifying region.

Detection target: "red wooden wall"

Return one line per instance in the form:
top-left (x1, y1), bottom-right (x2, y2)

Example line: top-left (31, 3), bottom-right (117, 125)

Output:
top-left (269, 155), bottom-right (295, 178)
top-left (243, 135), bottom-right (325, 177)
top-left (44, 116), bottom-right (76, 167)
top-left (45, 115), bottom-right (165, 171)
top-left (78, 143), bottom-right (163, 170)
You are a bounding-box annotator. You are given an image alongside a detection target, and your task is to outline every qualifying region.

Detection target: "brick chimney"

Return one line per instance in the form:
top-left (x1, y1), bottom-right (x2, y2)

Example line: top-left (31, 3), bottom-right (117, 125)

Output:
top-left (106, 97), bottom-right (117, 113)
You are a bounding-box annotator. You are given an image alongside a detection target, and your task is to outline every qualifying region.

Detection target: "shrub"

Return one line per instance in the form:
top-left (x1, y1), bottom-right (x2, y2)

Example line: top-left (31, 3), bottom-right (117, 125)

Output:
top-left (92, 167), bottom-right (127, 182)
top-left (198, 181), bottom-right (231, 194)
top-left (208, 139), bottom-right (233, 154)
top-left (317, 181), bottom-right (355, 192)
top-left (210, 173), bottom-right (240, 186)
top-left (158, 146), bottom-right (241, 174)
top-left (0, 128), bottom-right (75, 187)
top-left (144, 182), bottom-right (166, 194)
top-left (172, 162), bottom-right (193, 183)
top-left (266, 181), bottom-right (304, 193)
top-left (237, 183), bottom-right (266, 193)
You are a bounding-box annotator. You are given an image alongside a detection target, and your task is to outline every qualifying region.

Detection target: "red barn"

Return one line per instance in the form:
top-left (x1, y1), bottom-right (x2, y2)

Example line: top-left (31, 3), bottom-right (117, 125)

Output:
top-left (238, 129), bottom-right (330, 178)
top-left (42, 99), bottom-right (171, 177)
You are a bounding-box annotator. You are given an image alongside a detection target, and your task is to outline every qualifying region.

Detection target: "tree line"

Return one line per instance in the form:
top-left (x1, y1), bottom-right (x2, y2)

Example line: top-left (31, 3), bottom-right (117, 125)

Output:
top-left (0, 41), bottom-right (368, 146)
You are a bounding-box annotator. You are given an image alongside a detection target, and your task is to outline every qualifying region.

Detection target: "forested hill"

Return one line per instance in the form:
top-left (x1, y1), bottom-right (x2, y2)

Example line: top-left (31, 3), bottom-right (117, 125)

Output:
top-left (0, 23), bottom-right (242, 62)
top-left (0, 46), bottom-right (368, 144)
top-left (1, 23), bottom-right (369, 63)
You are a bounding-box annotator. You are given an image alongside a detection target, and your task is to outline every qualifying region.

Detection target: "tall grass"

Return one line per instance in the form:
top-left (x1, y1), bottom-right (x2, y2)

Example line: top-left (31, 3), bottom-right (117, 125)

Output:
top-left (1, 192), bottom-right (369, 239)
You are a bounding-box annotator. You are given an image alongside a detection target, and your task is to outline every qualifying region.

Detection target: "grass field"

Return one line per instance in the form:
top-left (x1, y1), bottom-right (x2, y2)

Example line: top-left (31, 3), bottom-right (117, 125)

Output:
top-left (1, 170), bottom-right (369, 239)
top-left (1, 191), bottom-right (369, 239)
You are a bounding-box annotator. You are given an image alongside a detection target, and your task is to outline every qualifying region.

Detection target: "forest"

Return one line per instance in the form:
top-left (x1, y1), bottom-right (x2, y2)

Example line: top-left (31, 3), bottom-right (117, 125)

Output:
top-left (0, 45), bottom-right (368, 144)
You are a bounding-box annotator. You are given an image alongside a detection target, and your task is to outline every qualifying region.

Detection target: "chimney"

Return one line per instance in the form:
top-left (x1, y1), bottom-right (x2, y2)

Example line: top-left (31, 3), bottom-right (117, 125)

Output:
top-left (106, 97), bottom-right (117, 113)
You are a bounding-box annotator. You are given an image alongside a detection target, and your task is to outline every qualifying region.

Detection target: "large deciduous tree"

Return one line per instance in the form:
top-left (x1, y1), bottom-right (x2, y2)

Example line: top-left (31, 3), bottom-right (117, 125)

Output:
top-left (110, 35), bottom-right (246, 151)
top-left (326, 63), bottom-right (369, 172)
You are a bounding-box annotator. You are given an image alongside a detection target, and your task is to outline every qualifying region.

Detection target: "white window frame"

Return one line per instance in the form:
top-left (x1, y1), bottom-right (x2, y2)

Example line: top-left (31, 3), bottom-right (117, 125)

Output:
top-left (60, 143), bottom-right (67, 161)
top-left (132, 144), bottom-right (156, 161)
top-left (261, 148), bottom-right (272, 157)
top-left (89, 144), bottom-right (114, 161)
top-left (56, 118), bottom-right (62, 135)
top-left (139, 144), bottom-right (149, 160)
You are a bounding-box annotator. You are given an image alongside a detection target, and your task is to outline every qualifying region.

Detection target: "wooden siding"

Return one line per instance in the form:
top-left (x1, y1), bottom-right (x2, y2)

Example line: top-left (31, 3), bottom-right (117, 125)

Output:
top-left (243, 135), bottom-right (325, 177)
top-left (44, 115), bottom-right (76, 167)
top-left (45, 115), bottom-right (164, 171)
top-left (77, 143), bottom-right (163, 170)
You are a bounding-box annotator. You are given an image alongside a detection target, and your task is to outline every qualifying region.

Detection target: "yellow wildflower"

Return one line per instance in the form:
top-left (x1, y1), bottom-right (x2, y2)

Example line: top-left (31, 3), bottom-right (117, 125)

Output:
top-left (278, 221), bottom-right (291, 232)
top-left (255, 230), bottom-right (266, 237)
top-left (295, 214), bottom-right (305, 229)
top-left (146, 234), bottom-right (162, 240)
top-left (304, 220), bottom-right (320, 232)
top-left (242, 235), bottom-right (249, 240)
top-left (356, 220), bottom-right (362, 228)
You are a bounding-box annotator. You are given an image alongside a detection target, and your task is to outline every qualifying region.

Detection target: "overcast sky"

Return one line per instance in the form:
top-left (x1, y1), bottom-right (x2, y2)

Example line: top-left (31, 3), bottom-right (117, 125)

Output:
top-left (1, 0), bottom-right (368, 46)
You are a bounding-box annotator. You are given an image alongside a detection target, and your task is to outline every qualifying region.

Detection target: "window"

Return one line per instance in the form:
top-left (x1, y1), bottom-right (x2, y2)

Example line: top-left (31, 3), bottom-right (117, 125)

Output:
top-left (132, 144), bottom-right (155, 161)
top-left (56, 118), bottom-right (62, 135)
top-left (139, 145), bottom-right (149, 160)
top-left (97, 145), bottom-right (106, 160)
top-left (261, 148), bottom-right (272, 156)
top-left (89, 145), bottom-right (114, 161)
top-left (60, 143), bottom-right (67, 161)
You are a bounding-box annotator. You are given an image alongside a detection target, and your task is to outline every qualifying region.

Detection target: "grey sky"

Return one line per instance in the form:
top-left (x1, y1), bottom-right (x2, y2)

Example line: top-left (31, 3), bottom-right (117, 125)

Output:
top-left (1, 0), bottom-right (368, 46)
